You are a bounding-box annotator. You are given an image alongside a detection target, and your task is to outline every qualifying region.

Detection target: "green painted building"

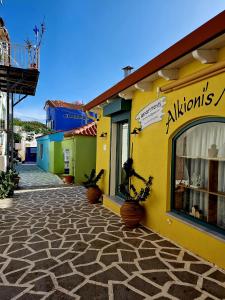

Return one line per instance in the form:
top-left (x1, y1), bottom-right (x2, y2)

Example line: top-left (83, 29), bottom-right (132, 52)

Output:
top-left (49, 122), bottom-right (97, 184)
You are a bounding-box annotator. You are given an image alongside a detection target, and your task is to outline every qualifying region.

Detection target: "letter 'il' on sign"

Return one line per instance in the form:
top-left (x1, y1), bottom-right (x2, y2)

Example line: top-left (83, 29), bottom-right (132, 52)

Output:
top-left (136, 97), bottom-right (166, 129)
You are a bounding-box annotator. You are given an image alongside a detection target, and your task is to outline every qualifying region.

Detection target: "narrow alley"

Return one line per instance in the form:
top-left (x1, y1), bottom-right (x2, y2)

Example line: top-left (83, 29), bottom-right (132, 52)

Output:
top-left (0, 5), bottom-right (225, 300)
top-left (0, 186), bottom-right (224, 299)
top-left (16, 164), bottom-right (64, 189)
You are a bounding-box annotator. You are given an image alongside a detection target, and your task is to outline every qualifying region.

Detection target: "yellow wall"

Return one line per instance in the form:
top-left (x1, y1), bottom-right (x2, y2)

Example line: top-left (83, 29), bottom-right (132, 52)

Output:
top-left (95, 45), bottom-right (225, 269)
top-left (96, 112), bottom-right (111, 192)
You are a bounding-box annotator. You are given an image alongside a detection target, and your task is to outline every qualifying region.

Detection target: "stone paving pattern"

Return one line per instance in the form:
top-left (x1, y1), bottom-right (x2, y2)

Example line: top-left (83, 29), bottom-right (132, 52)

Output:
top-left (16, 164), bottom-right (64, 188)
top-left (0, 186), bottom-right (224, 299)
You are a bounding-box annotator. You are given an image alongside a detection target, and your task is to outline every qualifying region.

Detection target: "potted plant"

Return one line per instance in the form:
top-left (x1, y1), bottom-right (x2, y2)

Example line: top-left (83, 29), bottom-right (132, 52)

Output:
top-left (63, 174), bottom-right (74, 184)
top-left (29, 63), bottom-right (37, 69)
top-left (14, 132), bottom-right (22, 155)
top-left (83, 169), bottom-right (104, 204)
top-left (119, 158), bottom-right (153, 228)
top-left (10, 160), bottom-right (20, 189)
top-left (0, 118), bottom-right (5, 130)
top-left (0, 169), bottom-right (15, 208)
top-left (12, 168), bottom-right (20, 189)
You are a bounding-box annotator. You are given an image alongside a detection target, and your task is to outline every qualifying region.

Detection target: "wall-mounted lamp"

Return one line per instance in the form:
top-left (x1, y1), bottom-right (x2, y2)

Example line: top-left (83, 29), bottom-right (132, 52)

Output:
top-left (100, 132), bottom-right (107, 138)
top-left (130, 127), bottom-right (142, 135)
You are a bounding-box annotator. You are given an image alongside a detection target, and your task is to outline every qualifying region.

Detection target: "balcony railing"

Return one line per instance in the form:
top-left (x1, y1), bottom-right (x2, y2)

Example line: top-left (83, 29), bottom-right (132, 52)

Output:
top-left (0, 41), bottom-right (39, 70)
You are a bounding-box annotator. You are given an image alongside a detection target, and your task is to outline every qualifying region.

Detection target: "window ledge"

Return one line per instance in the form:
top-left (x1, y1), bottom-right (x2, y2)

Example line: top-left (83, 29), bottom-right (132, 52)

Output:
top-left (167, 212), bottom-right (225, 242)
top-left (102, 194), bottom-right (124, 216)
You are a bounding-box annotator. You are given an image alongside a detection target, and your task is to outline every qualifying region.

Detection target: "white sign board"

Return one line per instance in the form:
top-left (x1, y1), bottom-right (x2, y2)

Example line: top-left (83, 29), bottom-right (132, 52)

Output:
top-left (136, 96), bottom-right (166, 129)
top-left (63, 149), bottom-right (70, 162)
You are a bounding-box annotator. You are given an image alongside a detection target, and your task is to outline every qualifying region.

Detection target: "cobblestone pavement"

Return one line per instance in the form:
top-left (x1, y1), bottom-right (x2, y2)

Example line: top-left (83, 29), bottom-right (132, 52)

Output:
top-left (16, 164), bottom-right (64, 188)
top-left (0, 186), bottom-right (224, 299)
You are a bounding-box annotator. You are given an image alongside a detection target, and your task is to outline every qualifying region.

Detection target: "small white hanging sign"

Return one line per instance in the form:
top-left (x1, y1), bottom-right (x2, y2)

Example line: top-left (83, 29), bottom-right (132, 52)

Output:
top-left (136, 96), bottom-right (166, 129)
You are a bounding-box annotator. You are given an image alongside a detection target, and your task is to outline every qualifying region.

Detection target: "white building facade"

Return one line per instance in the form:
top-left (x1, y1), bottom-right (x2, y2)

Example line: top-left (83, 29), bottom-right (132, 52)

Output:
top-left (0, 19), bottom-right (9, 171)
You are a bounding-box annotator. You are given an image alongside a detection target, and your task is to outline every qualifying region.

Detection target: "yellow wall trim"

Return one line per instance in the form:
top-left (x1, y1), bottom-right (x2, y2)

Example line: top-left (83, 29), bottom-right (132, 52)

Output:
top-left (103, 195), bottom-right (121, 216)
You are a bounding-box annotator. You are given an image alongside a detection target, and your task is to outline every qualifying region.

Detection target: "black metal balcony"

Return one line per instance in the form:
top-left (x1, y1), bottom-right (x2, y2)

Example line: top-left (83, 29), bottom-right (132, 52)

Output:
top-left (0, 42), bottom-right (40, 96)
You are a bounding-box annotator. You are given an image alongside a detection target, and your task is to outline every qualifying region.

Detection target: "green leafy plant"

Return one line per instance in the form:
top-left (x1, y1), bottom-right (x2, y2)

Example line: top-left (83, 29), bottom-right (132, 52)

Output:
top-left (0, 169), bottom-right (15, 199)
top-left (11, 167), bottom-right (19, 179)
top-left (119, 158), bottom-right (153, 202)
top-left (14, 132), bottom-right (22, 143)
top-left (0, 118), bottom-right (5, 130)
top-left (11, 167), bottom-right (20, 189)
top-left (83, 169), bottom-right (104, 188)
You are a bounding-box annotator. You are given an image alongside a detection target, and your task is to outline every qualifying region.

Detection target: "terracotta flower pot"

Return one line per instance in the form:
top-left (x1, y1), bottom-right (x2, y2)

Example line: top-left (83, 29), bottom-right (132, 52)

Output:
top-left (63, 175), bottom-right (74, 184)
top-left (87, 186), bottom-right (102, 204)
top-left (120, 201), bottom-right (144, 228)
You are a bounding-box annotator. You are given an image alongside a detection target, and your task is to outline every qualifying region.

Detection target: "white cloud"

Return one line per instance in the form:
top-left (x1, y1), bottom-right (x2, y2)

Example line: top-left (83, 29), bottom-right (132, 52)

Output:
top-left (14, 108), bottom-right (46, 123)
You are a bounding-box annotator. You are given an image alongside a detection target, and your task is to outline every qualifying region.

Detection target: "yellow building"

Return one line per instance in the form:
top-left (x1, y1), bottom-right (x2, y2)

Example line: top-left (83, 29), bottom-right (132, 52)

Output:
top-left (85, 11), bottom-right (225, 269)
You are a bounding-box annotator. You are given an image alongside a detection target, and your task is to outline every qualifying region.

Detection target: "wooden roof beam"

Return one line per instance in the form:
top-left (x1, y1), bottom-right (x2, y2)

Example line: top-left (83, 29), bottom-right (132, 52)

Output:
top-left (134, 81), bottom-right (153, 92)
top-left (158, 68), bottom-right (179, 80)
top-left (192, 49), bottom-right (218, 64)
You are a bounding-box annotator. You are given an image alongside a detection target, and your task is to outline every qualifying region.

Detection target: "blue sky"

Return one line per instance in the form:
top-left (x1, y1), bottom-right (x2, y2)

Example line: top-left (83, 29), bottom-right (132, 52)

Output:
top-left (1, 1), bottom-right (225, 123)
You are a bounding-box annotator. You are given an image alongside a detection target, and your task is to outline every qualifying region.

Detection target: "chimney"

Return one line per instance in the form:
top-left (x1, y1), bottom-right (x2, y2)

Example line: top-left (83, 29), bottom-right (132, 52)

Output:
top-left (122, 66), bottom-right (133, 78)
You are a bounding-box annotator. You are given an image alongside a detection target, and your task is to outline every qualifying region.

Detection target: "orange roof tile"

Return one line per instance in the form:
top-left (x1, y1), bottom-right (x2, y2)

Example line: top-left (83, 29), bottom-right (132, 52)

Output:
top-left (64, 122), bottom-right (97, 137)
top-left (45, 100), bottom-right (84, 110)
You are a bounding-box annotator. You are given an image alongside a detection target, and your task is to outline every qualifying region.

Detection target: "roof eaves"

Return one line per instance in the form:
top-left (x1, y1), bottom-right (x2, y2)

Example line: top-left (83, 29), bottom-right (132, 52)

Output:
top-left (44, 100), bottom-right (54, 110)
top-left (84, 10), bottom-right (225, 111)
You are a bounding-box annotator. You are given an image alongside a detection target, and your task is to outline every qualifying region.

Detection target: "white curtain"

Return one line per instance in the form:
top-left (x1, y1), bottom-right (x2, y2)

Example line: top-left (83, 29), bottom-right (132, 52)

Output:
top-left (176, 122), bottom-right (225, 229)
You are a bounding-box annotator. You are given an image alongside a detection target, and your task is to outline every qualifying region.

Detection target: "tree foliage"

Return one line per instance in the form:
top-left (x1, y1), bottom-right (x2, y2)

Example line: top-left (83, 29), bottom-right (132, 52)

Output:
top-left (13, 118), bottom-right (49, 134)
top-left (13, 132), bottom-right (22, 143)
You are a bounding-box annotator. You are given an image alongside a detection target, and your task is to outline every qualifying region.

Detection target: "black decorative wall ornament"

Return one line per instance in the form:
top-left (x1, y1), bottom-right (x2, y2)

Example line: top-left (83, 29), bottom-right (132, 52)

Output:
top-left (130, 127), bottom-right (142, 135)
top-left (119, 158), bottom-right (153, 202)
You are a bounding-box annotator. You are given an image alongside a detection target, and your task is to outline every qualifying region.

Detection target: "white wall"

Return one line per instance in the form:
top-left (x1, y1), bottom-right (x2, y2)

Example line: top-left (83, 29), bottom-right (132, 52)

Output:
top-left (0, 91), bottom-right (7, 171)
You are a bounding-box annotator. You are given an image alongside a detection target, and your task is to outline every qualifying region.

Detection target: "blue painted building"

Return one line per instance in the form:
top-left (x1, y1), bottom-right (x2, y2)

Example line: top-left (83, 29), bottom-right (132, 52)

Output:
top-left (36, 131), bottom-right (64, 171)
top-left (45, 100), bottom-right (95, 131)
